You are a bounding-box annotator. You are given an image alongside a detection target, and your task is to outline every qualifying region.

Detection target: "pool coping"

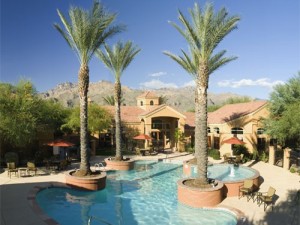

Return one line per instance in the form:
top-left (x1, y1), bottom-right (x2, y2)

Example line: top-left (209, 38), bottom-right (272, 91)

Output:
top-left (28, 173), bottom-right (246, 225)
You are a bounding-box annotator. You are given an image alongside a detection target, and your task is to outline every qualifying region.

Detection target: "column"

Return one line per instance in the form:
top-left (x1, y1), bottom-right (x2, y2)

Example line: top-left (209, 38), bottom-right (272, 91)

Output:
top-left (283, 147), bottom-right (291, 170)
top-left (268, 146), bottom-right (275, 165)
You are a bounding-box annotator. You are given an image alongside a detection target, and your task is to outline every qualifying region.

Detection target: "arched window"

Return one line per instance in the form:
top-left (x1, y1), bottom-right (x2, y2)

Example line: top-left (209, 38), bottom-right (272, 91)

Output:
top-left (257, 128), bottom-right (265, 135)
top-left (214, 127), bottom-right (220, 134)
top-left (231, 127), bottom-right (243, 135)
top-left (150, 100), bottom-right (154, 105)
top-left (207, 127), bottom-right (211, 133)
top-left (140, 101), bottom-right (143, 106)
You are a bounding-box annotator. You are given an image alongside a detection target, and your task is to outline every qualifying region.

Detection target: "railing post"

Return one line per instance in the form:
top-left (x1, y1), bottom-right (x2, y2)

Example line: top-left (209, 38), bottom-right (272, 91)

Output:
top-left (283, 147), bottom-right (291, 170)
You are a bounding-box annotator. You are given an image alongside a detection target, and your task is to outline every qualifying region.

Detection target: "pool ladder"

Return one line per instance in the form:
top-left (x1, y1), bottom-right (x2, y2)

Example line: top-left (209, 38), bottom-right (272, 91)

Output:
top-left (94, 162), bottom-right (106, 171)
top-left (88, 216), bottom-right (112, 225)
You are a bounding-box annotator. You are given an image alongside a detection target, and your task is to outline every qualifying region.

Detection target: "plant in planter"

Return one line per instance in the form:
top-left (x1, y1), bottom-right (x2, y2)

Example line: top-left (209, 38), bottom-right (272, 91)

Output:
top-left (55, 1), bottom-right (122, 178)
top-left (164, 3), bottom-right (240, 206)
top-left (96, 41), bottom-right (140, 168)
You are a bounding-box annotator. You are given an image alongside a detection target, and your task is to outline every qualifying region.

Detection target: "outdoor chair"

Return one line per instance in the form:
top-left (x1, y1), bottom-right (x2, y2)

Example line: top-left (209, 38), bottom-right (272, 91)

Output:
top-left (7, 162), bottom-right (18, 178)
top-left (239, 179), bottom-right (254, 201)
top-left (257, 186), bottom-right (276, 211)
top-left (223, 153), bottom-right (231, 163)
top-left (235, 154), bottom-right (244, 164)
top-left (27, 162), bottom-right (37, 176)
top-left (135, 147), bottom-right (141, 156)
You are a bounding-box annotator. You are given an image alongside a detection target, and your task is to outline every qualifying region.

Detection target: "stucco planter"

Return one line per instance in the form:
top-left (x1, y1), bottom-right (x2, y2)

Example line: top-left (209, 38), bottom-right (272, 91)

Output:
top-left (177, 178), bottom-right (224, 208)
top-left (65, 170), bottom-right (106, 191)
top-left (105, 157), bottom-right (135, 171)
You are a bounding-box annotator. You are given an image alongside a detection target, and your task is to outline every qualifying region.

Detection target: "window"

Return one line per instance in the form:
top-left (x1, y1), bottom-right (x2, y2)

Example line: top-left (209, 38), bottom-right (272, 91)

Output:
top-left (257, 128), bottom-right (265, 135)
top-left (150, 100), bottom-right (154, 105)
top-left (231, 127), bottom-right (243, 135)
top-left (152, 120), bottom-right (162, 129)
top-left (140, 101), bottom-right (143, 106)
top-left (214, 127), bottom-right (219, 134)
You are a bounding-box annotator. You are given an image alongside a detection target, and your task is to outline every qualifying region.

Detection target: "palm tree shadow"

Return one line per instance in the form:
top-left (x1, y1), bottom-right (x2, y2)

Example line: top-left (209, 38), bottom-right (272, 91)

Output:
top-left (256, 189), bottom-right (299, 225)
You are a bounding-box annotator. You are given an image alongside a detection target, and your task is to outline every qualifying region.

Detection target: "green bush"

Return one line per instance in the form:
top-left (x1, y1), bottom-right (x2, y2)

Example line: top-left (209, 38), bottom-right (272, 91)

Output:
top-left (290, 167), bottom-right (296, 173)
top-left (4, 152), bottom-right (19, 166)
top-left (208, 149), bottom-right (220, 160)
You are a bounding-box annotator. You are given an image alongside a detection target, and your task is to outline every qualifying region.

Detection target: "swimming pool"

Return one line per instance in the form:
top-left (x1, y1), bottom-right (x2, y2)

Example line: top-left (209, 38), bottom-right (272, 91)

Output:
top-left (36, 161), bottom-right (238, 225)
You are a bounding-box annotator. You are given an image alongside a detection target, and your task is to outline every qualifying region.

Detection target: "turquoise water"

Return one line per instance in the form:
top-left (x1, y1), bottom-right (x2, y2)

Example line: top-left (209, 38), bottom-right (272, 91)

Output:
top-left (191, 164), bottom-right (256, 181)
top-left (36, 161), bottom-right (237, 225)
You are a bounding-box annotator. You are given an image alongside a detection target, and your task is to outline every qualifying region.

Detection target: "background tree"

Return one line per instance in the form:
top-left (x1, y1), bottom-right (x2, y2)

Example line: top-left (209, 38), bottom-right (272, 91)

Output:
top-left (103, 95), bottom-right (125, 106)
top-left (264, 73), bottom-right (300, 147)
top-left (54, 1), bottom-right (122, 175)
top-left (96, 41), bottom-right (140, 161)
top-left (62, 103), bottom-right (112, 136)
top-left (164, 3), bottom-right (239, 186)
top-left (0, 80), bottom-right (67, 154)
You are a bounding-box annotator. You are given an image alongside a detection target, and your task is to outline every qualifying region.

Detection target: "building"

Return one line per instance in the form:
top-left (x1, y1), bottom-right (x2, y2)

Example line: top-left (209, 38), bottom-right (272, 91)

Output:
top-left (103, 91), bottom-right (270, 154)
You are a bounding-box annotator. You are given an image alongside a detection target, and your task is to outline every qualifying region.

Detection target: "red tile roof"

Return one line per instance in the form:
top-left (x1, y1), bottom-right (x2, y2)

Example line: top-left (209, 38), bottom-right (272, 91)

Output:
top-left (208, 100), bottom-right (268, 124)
top-left (184, 101), bottom-right (268, 127)
top-left (137, 91), bottom-right (158, 99)
top-left (103, 106), bottom-right (146, 123)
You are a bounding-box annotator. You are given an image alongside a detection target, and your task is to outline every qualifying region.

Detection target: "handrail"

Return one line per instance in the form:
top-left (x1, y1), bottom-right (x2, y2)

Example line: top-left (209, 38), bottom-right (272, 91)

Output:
top-left (88, 216), bottom-right (112, 225)
top-left (94, 162), bottom-right (106, 171)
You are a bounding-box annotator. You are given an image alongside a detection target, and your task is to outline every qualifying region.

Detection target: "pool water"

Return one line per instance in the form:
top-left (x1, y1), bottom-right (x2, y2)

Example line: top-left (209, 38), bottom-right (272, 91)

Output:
top-left (191, 164), bottom-right (256, 181)
top-left (36, 161), bottom-right (237, 225)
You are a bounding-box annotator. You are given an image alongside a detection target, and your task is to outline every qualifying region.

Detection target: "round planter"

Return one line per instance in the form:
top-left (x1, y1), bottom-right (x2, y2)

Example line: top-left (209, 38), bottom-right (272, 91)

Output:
top-left (177, 178), bottom-right (224, 208)
top-left (183, 161), bottom-right (261, 197)
top-left (105, 157), bottom-right (135, 171)
top-left (65, 170), bottom-right (106, 191)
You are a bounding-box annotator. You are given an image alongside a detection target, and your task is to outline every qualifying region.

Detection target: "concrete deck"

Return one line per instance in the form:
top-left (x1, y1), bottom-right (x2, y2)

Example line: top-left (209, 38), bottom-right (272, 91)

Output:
top-left (1, 152), bottom-right (299, 225)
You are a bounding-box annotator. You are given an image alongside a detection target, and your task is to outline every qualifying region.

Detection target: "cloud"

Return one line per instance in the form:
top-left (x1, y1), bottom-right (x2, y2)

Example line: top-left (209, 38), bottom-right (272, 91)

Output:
top-left (218, 78), bottom-right (285, 88)
top-left (148, 72), bottom-right (167, 77)
top-left (183, 80), bottom-right (195, 87)
top-left (140, 79), bottom-right (178, 89)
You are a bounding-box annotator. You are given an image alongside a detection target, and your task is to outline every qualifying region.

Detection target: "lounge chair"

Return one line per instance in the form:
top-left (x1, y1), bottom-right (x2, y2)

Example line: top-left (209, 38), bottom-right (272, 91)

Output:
top-left (239, 179), bottom-right (254, 201)
top-left (257, 186), bottom-right (276, 211)
top-left (223, 153), bottom-right (231, 163)
top-left (7, 162), bottom-right (18, 178)
top-left (27, 162), bottom-right (37, 176)
top-left (234, 154), bottom-right (244, 164)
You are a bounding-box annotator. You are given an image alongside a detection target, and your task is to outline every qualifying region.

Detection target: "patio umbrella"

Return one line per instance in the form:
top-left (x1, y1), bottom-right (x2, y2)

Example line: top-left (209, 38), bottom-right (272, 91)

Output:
top-left (221, 137), bottom-right (246, 145)
top-left (46, 139), bottom-right (75, 147)
top-left (133, 134), bottom-right (152, 140)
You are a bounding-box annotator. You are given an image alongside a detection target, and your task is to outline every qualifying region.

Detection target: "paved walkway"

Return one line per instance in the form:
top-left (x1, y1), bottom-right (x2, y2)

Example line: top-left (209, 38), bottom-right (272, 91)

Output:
top-left (0, 153), bottom-right (299, 225)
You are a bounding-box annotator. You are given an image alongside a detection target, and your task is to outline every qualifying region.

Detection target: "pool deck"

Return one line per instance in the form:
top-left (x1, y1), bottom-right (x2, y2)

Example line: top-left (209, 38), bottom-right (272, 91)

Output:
top-left (0, 152), bottom-right (299, 225)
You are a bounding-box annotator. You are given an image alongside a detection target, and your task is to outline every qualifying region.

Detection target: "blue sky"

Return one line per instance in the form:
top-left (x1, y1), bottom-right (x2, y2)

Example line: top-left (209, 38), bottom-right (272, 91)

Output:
top-left (1, 0), bottom-right (299, 100)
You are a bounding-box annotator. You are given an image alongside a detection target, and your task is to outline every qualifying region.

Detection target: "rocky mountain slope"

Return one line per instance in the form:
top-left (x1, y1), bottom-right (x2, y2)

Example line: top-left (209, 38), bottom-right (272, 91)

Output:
top-left (40, 80), bottom-right (250, 112)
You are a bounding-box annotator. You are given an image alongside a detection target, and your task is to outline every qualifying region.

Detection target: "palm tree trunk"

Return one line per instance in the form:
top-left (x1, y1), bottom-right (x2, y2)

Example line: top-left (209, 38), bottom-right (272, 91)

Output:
top-left (77, 64), bottom-right (91, 175)
top-left (114, 80), bottom-right (122, 160)
top-left (194, 65), bottom-right (209, 185)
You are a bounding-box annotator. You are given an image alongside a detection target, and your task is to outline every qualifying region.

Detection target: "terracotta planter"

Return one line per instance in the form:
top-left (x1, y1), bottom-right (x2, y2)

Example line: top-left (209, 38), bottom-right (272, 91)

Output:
top-left (65, 170), bottom-right (106, 191)
top-left (177, 178), bottom-right (224, 208)
top-left (105, 157), bottom-right (135, 171)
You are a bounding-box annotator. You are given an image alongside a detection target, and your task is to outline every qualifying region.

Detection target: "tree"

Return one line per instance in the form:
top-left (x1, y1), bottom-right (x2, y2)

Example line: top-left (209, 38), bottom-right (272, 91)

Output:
top-left (0, 81), bottom-right (40, 147)
top-left (54, 1), bottom-right (122, 175)
top-left (96, 41), bottom-right (140, 160)
top-left (62, 103), bottom-right (112, 136)
top-left (264, 73), bottom-right (300, 147)
top-left (0, 80), bottom-right (67, 149)
top-left (164, 3), bottom-right (239, 185)
top-left (103, 95), bottom-right (125, 106)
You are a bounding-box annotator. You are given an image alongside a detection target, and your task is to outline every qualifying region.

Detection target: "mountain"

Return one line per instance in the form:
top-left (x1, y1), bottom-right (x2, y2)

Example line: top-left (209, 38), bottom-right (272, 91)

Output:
top-left (40, 80), bottom-right (251, 112)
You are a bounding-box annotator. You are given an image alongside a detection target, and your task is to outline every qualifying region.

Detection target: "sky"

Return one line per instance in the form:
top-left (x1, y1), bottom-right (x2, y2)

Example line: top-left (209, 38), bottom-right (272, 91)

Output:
top-left (1, 0), bottom-right (299, 100)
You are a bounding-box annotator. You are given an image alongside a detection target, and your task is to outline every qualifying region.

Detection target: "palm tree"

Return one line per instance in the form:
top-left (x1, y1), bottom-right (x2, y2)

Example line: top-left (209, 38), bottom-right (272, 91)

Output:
top-left (54, 1), bottom-right (122, 175)
top-left (96, 41), bottom-right (140, 161)
top-left (164, 3), bottom-right (240, 185)
top-left (103, 95), bottom-right (125, 106)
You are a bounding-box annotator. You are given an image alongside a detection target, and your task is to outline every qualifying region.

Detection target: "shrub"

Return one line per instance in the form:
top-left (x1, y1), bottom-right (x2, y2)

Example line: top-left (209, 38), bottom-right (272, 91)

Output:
top-left (4, 152), bottom-right (19, 166)
top-left (290, 167), bottom-right (296, 173)
top-left (208, 149), bottom-right (220, 160)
